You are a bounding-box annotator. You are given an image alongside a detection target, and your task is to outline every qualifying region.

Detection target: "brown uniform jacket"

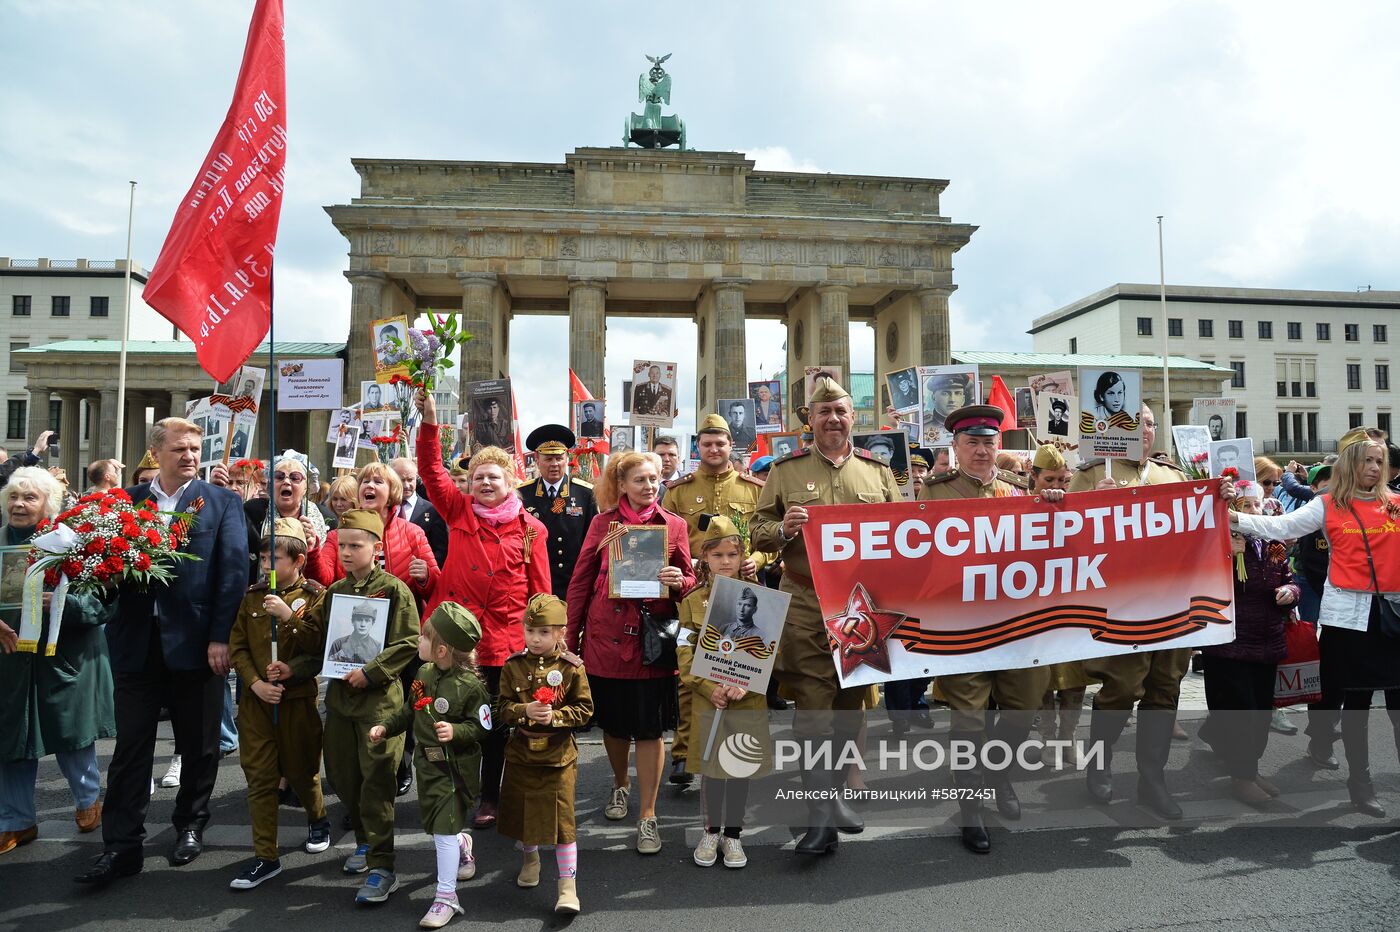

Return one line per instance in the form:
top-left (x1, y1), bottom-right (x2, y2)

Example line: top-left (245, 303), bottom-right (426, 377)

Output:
top-left (496, 648), bottom-right (593, 768)
top-left (919, 467), bottom-right (1028, 501)
top-left (662, 467), bottom-right (774, 571)
top-left (1067, 457), bottom-right (1186, 492)
top-left (229, 576), bottom-right (327, 701)
top-left (318, 566), bottom-right (421, 722)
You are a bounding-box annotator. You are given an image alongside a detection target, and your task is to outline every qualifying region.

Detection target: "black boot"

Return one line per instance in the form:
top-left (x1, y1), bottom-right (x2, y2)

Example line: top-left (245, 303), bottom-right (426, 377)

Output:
top-left (830, 740), bottom-right (864, 834)
top-left (793, 768), bottom-right (839, 856)
top-left (1340, 702), bottom-right (1385, 816)
top-left (957, 796), bottom-right (991, 854)
top-left (991, 772), bottom-right (1021, 820)
top-left (1348, 772), bottom-right (1386, 818)
top-left (1085, 707), bottom-right (1129, 803)
top-left (1135, 711), bottom-right (1183, 820)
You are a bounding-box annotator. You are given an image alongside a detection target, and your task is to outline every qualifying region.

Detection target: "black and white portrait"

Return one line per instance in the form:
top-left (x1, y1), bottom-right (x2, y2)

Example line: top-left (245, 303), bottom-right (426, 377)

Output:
top-left (630, 360), bottom-right (677, 427)
top-left (360, 380), bottom-right (396, 417)
top-left (769, 432), bottom-right (800, 460)
top-left (333, 424), bottom-right (361, 468)
top-left (465, 379), bottom-right (514, 453)
top-left (1209, 437), bottom-right (1256, 482)
top-left (688, 575), bottom-right (793, 693)
top-left (576, 400), bottom-right (605, 439)
top-left (610, 425), bottom-right (634, 452)
top-left (1078, 367), bottom-right (1143, 461)
top-left (608, 525), bottom-right (668, 599)
top-left (854, 430), bottom-right (912, 499)
top-left (749, 380), bottom-right (784, 432)
top-left (887, 365), bottom-right (920, 415)
top-left (719, 398), bottom-right (757, 451)
top-left (322, 594), bottom-right (391, 679)
top-left (918, 365), bottom-right (978, 447)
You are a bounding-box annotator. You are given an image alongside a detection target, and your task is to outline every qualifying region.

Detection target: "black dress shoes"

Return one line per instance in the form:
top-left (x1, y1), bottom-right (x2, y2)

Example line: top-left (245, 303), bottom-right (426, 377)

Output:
top-left (395, 768), bottom-right (413, 798)
top-left (74, 849), bottom-right (143, 884)
top-left (668, 758), bottom-right (693, 786)
top-left (169, 828), bottom-right (204, 866)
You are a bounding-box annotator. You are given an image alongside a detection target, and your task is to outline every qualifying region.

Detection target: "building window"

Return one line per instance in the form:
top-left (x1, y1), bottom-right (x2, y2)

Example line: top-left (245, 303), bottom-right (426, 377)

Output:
top-left (90, 296), bottom-right (109, 317)
top-left (1258, 321), bottom-right (1273, 339)
top-left (5, 401), bottom-right (26, 440)
top-left (1349, 412), bottom-right (1364, 429)
top-left (48, 399), bottom-right (61, 432)
top-left (1345, 324), bottom-right (1359, 342)
top-left (1137, 317), bottom-right (1153, 336)
top-left (1306, 380), bottom-right (1316, 398)
top-left (1228, 320), bottom-right (1243, 339)
top-left (1235, 411), bottom-right (1247, 437)
top-left (1287, 322), bottom-right (1302, 340)
top-left (1230, 361), bottom-right (1246, 388)
top-left (1346, 364), bottom-right (1362, 390)
top-left (1379, 365), bottom-right (1391, 391)
top-left (1307, 412), bottom-right (1318, 442)
top-left (1168, 318), bottom-right (1182, 337)
top-left (1277, 412), bottom-right (1289, 446)
top-left (1276, 379), bottom-right (1287, 398)
top-left (1317, 322), bottom-right (1331, 341)
top-left (1380, 412), bottom-right (1393, 436)
top-left (12, 296), bottom-right (31, 317)
top-left (8, 342), bottom-right (27, 374)
top-left (1198, 319), bottom-right (1213, 338)
top-left (1069, 337), bottom-right (1077, 354)
top-left (1376, 324), bottom-right (1389, 343)
top-left (51, 296), bottom-right (70, 317)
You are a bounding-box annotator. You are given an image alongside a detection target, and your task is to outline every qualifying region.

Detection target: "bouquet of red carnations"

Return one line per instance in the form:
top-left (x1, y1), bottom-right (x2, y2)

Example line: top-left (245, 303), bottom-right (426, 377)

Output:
top-left (28, 488), bottom-right (200, 594)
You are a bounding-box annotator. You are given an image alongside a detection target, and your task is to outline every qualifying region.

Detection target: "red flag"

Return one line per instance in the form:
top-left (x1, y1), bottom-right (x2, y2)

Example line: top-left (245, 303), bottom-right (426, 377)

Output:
top-left (144, 0), bottom-right (287, 383)
top-left (567, 368), bottom-right (610, 455)
top-left (988, 376), bottom-right (1018, 432)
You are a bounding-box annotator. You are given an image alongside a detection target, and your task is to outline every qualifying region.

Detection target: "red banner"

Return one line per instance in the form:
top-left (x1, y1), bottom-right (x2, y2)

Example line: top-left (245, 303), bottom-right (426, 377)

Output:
top-left (802, 480), bottom-right (1235, 684)
top-left (144, 0), bottom-right (286, 383)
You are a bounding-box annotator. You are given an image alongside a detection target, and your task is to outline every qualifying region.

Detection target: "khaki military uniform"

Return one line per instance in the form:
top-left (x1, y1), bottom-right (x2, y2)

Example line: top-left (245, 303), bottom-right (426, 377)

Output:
top-left (1069, 458), bottom-right (1192, 711)
top-left (380, 661), bottom-right (491, 836)
top-left (919, 469), bottom-right (1052, 733)
top-left (662, 466), bottom-right (774, 762)
top-left (318, 566), bottom-right (420, 872)
top-left (229, 575), bottom-right (328, 860)
top-left (495, 648), bottom-right (593, 845)
top-left (751, 445), bottom-right (901, 733)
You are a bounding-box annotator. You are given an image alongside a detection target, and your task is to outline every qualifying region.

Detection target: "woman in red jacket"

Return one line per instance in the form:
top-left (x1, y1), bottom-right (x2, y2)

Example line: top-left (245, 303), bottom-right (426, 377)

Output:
top-left (566, 450), bottom-right (694, 856)
top-left (414, 389), bottom-right (550, 828)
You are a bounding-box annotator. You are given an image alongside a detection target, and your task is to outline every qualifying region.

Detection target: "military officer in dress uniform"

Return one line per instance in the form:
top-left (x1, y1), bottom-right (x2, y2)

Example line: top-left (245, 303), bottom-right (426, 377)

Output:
top-left (750, 377), bottom-right (901, 856)
top-left (1067, 403), bottom-right (1190, 820)
top-left (920, 405), bottom-right (1064, 855)
top-left (661, 413), bottom-right (774, 786)
top-left (517, 425), bottom-right (598, 600)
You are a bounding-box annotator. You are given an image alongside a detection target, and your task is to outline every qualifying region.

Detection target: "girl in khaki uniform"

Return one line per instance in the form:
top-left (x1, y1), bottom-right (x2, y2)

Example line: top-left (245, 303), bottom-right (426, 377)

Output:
top-left (496, 594), bottom-right (593, 915)
top-left (676, 516), bottom-right (772, 870)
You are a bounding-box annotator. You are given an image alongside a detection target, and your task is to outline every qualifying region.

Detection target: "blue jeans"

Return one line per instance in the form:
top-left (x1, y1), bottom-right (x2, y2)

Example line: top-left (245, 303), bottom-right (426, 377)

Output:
top-left (1297, 575), bottom-right (1322, 624)
top-left (219, 673), bottom-right (239, 753)
top-left (0, 744), bottom-right (102, 830)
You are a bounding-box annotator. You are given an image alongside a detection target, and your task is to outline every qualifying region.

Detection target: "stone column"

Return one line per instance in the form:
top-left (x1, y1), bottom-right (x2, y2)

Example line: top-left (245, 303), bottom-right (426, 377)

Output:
top-left (123, 395), bottom-right (148, 472)
top-left (58, 391), bottom-right (81, 481)
top-left (915, 285), bottom-right (955, 367)
top-left (85, 393), bottom-right (101, 463)
top-left (98, 389), bottom-right (118, 459)
top-left (815, 282), bottom-right (852, 376)
top-left (26, 385), bottom-right (51, 451)
top-left (344, 269), bottom-right (388, 401)
top-left (458, 272), bottom-right (502, 385)
top-left (568, 277), bottom-right (607, 399)
top-left (169, 389), bottom-right (191, 421)
top-left (711, 278), bottom-right (749, 402)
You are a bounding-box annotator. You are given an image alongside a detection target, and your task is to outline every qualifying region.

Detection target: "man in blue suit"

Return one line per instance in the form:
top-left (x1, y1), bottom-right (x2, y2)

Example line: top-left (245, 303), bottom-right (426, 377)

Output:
top-left (75, 417), bottom-right (248, 884)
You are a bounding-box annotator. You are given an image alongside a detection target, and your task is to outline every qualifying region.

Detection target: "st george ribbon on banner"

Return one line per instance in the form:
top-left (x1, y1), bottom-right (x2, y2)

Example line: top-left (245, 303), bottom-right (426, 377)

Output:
top-left (143, 0), bottom-right (287, 383)
top-left (801, 480), bottom-right (1236, 686)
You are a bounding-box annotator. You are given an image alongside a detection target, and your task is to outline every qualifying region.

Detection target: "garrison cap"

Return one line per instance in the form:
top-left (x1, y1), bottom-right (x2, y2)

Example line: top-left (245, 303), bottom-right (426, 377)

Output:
top-left (808, 377), bottom-right (851, 405)
top-left (908, 445), bottom-right (932, 469)
top-left (698, 413), bottom-right (731, 436)
top-left (1338, 426), bottom-right (1381, 455)
top-left (429, 602), bottom-right (483, 651)
top-left (523, 593), bottom-right (568, 628)
top-left (1032, 444), bottom-right (1066, 471)
top-left (699, 513), bottom-right (743, 547)
top-left (265, 516), bottom-right (306, 545)
top-left (137, 450), bottom-right (159, 471)
top-left (527, 424), bottom-right (576, 456)
top-left (338, 508), bottom-right (384, 540)
top-left (945, 404), bottom-right (1005, 437)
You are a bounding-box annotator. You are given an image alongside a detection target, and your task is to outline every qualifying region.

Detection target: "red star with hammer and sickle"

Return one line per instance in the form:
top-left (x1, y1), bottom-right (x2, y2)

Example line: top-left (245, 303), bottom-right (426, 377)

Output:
top-left (824, 583), bottom-right (907, 678)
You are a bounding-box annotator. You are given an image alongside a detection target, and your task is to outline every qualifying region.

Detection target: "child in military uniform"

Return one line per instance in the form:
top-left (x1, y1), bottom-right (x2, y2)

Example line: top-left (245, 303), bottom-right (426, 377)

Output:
top-left (318, 509), bottom-right (421, 906)
top-left (371, 604), bottom-right (491, 930)
top-left (496, 594), bottom-right (594, 915)
top-left (227, 517), bottom-right (331, 890)
top-left (676, 516), bottom-right (771, 870)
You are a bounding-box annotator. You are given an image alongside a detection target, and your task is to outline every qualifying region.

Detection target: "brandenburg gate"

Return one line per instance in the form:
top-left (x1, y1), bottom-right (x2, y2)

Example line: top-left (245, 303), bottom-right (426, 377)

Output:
top-left (326, 147), bottom-right (975, 416)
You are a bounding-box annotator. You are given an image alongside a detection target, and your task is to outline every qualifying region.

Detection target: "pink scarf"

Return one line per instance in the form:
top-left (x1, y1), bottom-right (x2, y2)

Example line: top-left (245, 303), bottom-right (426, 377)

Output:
top-left (472, 493), bottom-right (523, 526)
top-left (618, 496), bottom-right (660, 525)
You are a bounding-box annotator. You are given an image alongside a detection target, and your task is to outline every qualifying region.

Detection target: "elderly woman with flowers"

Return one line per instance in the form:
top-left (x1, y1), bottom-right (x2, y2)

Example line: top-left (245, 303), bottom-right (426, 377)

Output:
top-left (0, 467), bottom-right (117, 855)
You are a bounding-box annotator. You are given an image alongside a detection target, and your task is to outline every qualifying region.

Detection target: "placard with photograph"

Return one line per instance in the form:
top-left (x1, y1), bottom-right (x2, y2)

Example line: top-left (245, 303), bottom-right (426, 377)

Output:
top-left (718, 398), bottom-right (758, 452)
top-left (464, 378), bottom-right (514, 453)
top-left (225, 420), bottom-right (256, 460)
top-left (1208, 437), bottom-right (1256, 482)
top-left (212, 366), bottom-right (265, 423)
top-left (277, 358), bottom-right (344, 411)
top-left (1172, 425), bottom-right (1212, 477)
top-left (789, 377), bottom-right (805, 419)
top-left (187, 397), bottom-right (231, 469)
top-left (574, 400), bottom-right (606, 439)
top-left (1033, 392), bottom-right (1080, 468)
top-left (1014, 387), bottom-right (1037, 429)
top-left (803, 365), bottom-right (845, 404)
top-left (886, 365), bottom-right (921, 416)
top-left (853, 430), bottom-right (913, 500)
top-left (326, 407), bottom-right (360, 443)
top-left (1192, 397), bottom-right (1237, 441)
top-left (360, 380), bottom-right (398, 418)
top-left (608, 526), bottom-right (668, 599)
top-left (688, 574), bottom-right (792, 694)
top-left (0, 545), bottom-right (30, 612)
top-left (371, 315), bottom-right (412, 384)
top-left (917, 364), bottom-right (979, 447)
top-left (322, 594), bottom-right (391, 679)
top-left (630, 360), bottom-right (677, 427)
top-left (1078, 368), bottom-right (1144, 461)
top-left (609, 425), bottom-right (635, 453)
top-left (332, 423), bottom-right (362, 468)
top-left (749, 380), bottom-right (784, 433)
top-left (769, 432), bottom-right (800, 460)
top-left (1027, 370), bottom-right (1075, 403)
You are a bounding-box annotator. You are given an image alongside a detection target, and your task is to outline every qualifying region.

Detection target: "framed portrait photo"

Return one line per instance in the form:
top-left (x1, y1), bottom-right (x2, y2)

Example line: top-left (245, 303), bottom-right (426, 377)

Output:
top-left (322, 594), bottom-right (391, 680)
top-left (607, 525), bottom-right (668, 599)
top-left (0, 545), bottom-right (31, 611)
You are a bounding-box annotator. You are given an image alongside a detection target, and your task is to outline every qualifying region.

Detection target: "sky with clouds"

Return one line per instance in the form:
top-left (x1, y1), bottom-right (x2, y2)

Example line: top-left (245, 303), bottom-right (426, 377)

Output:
top-left (3, 0), bottom-right (1396, 440)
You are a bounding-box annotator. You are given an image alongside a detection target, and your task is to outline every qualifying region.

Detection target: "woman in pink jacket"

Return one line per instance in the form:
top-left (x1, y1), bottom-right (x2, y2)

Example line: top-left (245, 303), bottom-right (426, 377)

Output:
top-left (566, 450), bottom-right (694, 856)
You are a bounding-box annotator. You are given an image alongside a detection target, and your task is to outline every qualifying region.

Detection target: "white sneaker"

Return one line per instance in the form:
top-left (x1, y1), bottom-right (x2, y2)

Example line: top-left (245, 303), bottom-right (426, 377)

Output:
top-left (604, 785), bottom-right (630, 821)
top-left (636, 817), bottom-right (661, 855)
top-left (160, 756), bottom-right (182, 788)
top-left (692, 831), bottom-right (719, 867)
top-left (719, 836), bottom-right (747, 868)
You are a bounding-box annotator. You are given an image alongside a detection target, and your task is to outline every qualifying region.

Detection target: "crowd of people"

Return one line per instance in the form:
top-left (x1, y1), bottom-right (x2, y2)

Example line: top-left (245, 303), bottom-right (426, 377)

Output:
top-left (1, 379), bottom-right (1398, 925)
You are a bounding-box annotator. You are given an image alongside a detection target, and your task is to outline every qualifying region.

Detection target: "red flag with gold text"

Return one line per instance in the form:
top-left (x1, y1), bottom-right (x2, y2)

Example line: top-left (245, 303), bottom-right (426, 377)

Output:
top-left (144, 0), bottom-right (286, 383)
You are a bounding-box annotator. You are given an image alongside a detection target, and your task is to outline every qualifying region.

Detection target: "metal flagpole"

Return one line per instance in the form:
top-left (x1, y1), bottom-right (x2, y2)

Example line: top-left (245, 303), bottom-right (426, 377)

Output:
top-left (114, 181), bottom-right (136, 460)
top-left (268, 269), bottom-right (279, 725)
top-left (1157, 216), bottom-right (1173, 442)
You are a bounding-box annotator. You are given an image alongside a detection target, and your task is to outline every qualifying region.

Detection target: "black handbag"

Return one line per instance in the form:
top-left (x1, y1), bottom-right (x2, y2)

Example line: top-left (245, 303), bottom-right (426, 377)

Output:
top-left (1346, 503), bottom-right (1400, 639)
top-left (638, 603), bottom-right (679, 668)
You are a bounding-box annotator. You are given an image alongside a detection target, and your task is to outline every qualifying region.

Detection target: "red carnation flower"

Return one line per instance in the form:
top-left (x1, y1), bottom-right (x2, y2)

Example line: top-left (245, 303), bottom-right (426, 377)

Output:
top-left (93, 564), bottom-right (113, 582)
top-left (43, 567), bottom-right (61, 587)
top-left (106, 555), bottom-right (126, 573)
top-left (533, 686), bottom-right (556, 705)
top-left (109, 489), bottom-right (131, 503)
top-left (134, 552), bottom-right (151, 572)
top-left (144, 528), bottom-right (163, 546)
top-left (136, 508), bottom-right (155, 521)
top-left (61, 559), bottom-right (84, 577)
top-left (84, 539), bottom-right (105, 556)
top-left (110, 537), bottom-right (131, 553)
top-left (77, 521), bottom-right (96, 534)
top-left (1221, 467), bottom-right (1240, 481)
top-left (414, 697), bottom-right (433, 712)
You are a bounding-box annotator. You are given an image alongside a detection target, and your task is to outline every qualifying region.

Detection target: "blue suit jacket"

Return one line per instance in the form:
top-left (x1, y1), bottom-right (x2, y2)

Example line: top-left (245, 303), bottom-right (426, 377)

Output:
top-left (105, 479), bottom-right (249, 674)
